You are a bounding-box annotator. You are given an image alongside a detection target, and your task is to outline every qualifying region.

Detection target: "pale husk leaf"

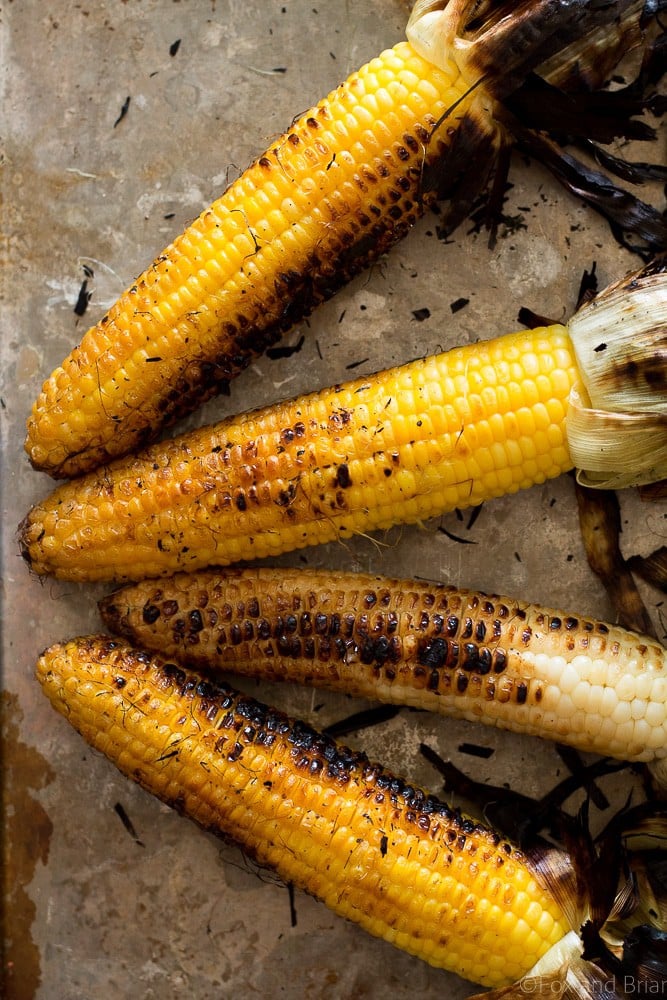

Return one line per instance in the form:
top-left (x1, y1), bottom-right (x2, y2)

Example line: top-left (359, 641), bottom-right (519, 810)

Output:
top-left (566, 263), bottom-right (667, 488)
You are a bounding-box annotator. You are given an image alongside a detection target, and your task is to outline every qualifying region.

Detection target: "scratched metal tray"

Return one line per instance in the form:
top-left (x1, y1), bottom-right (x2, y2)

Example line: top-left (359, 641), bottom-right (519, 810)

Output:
top-left (3, 2), bottom-right (665, 998)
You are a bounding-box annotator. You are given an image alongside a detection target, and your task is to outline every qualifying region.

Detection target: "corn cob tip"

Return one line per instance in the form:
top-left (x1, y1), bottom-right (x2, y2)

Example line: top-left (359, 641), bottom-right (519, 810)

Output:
top-left (566, 259), bottom-right (667, 489)
top-left (18, 514), bottom-right (35, 571)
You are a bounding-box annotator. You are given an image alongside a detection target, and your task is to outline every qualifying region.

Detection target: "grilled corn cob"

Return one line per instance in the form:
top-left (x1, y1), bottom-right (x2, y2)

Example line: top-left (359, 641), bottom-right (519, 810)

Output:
top-left (35, 634), bottom-right (580, 988)
top-left (19, 263), bottom-right (667, 583)
top-left (99, 567), bottom-right (667, 764)
top-left (24, 1), bottom-right (666, 478)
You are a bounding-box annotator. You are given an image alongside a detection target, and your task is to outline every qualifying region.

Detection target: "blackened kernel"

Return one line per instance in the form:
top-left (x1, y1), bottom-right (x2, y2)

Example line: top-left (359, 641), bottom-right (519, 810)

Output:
top-left (418, 637), bottom-right (448, 669)
top-left (549, 617), bottom-right (562, 631)
top-left (335, 463), bottom-right (352, 488)
top-left (354, 613), bottom-right (367, 637)
top-left (277, 634), bottom-right (291, 657)
top-left (565, 617), bottom-right (579, 630)
top-left (456, 673), bottom-right (469, 693)
top-left (303, 637), bottom-right (315, 659)
top-left (276, 486), bottom-right (295, 507)
top-left (162, 663), bottom-right (186, 688)
top-left (463, 643), bottom-right (478, 669)
top-left (334, 636), bottom-right (350, 660)
top-left (493, 650), bottom-right (507, 673)
top-left (284, 614), bottom-right (298, 634)
top-left (373, 636), bottom-right (391, 664)
top-left (189, 609), bottom-right (204, 632)
top-left (383, 636), bottom-right (398, 661)
top-left (516, 682), bottom-right (528, 705)
top-left (142, 603), bottom-right (161, 624)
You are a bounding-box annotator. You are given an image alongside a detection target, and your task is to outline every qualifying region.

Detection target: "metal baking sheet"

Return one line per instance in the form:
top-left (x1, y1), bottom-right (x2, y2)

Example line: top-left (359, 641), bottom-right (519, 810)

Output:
top-left (3, 2), bottom-right (665, 998)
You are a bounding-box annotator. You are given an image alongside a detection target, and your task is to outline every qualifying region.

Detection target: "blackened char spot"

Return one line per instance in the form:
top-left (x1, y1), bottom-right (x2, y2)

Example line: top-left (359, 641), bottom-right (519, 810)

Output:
top-left (418, 638), bottom-right (448, 670)
top-left (142, 604), bottom-right (160, 624)
top-left (335, 464), bottom-right (352, 489)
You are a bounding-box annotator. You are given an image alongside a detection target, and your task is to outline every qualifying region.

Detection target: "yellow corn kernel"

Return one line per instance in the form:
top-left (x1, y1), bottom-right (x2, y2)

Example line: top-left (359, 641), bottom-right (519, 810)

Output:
top-left (99, 567), bottom-right (667, 763)
top-left (20, 324), bottom-right (578, 582)
top-left (36, 635), bottom-right (575, 988)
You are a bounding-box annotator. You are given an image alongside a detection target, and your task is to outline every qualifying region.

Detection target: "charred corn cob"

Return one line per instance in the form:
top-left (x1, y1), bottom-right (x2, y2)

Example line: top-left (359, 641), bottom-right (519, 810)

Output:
top-left (36, 634), bottom-right (580, 988)
top-left (24, 1), bottom-right (666, 478)
top-left (99, 567), bottom-right (667, 764)
top-left (19, 263), bottom-right (667, 583)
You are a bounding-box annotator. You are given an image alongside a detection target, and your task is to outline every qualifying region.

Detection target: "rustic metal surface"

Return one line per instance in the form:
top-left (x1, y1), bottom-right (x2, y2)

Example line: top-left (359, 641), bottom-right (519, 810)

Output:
top-left (2, 2), bottom-right (665, 998)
